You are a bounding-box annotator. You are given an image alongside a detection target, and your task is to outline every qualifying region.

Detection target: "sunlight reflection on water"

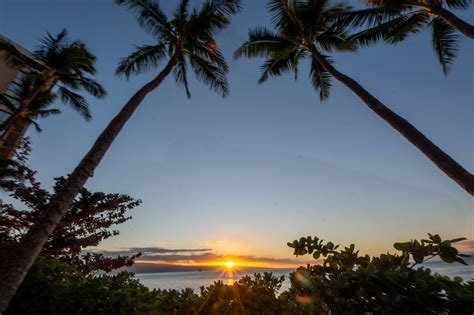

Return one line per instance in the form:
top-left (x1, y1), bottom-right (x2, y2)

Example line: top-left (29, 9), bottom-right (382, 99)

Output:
top-left (135, 264), bottom-right (473, 293)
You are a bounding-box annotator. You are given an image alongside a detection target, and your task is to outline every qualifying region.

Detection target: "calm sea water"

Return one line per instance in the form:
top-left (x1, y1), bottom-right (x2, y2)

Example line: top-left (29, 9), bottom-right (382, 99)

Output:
top-left (135, 263), bottom-right (474, 293)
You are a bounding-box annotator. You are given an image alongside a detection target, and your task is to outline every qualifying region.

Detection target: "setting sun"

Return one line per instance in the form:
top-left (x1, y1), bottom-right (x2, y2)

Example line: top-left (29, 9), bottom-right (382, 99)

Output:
top-left (225, 261), bottom-right (235, 268)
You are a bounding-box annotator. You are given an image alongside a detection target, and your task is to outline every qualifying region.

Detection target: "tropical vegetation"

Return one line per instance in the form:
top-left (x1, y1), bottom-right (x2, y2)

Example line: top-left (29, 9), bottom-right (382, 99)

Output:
top-left (0, 0), bottom-right (472, 312)
top-left (234, 0), bottom-right (473, 195)
top-left (0, 29), bottom-right (106, 159)
top-left (341, 0), bottom-right (474, 74)
top-left (0, 0), bottom-right (241, 310)
top-left (3, 232), bottom-right (472, 314)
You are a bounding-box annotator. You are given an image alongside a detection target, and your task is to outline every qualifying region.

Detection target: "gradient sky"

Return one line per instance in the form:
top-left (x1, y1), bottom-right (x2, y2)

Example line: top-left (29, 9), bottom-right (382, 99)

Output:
top-left (1, 0), bottom-right (472, 266)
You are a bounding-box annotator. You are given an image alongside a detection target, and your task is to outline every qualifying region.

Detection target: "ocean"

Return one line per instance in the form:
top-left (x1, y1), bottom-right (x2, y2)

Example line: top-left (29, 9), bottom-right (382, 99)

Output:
top-left (135, 263), bottom-right (474, 293)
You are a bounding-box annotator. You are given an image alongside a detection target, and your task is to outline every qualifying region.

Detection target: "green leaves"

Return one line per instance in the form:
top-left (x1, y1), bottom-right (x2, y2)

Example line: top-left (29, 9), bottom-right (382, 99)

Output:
top-left (309, 55), bottom-right (332, 101)
top-left (116, 0), bottom-right (175, 41)
top-left (444, 0), bottom-right (473, 10)
top-left (235, 0), bottom-right (356, 102)
top-left (431, 17), bottom-right (459, 75)
top-left (285, 232), bottom-right (473, 313)
top-left (345, 0), bottom-right (468, 74)
top-left (57, 86), bottom-right (92, 121)
top-left (116, 44), bottom-right (167, 79)
top-left (392, 233), bottom-right (470, 267)
top-left (117, 0), bottom-right (239, 98)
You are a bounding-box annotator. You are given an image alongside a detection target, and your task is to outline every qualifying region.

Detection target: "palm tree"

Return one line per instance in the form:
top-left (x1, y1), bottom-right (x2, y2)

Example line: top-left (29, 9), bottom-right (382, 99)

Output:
top-left (234, 0), bottom-right (473, 194)
top-left (0, 30), bottom-right (106, 159)
top-left (340, 0), bottom-right (474, 74)
top-left (0, 0), bottom-right (241, 311)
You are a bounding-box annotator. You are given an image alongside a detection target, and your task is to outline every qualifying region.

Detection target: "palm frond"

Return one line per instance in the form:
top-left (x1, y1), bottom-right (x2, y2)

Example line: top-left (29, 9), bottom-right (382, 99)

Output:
top-left (267, 0), bottom-right (303, 36)
top-left (24, 117), bottom-right (43, 132)
top-left (60, 76), bottom-right (106, 98)
top-left (202, 0), bottom-right (241, 16)
top-left (349, 12), bottom-right (429, 46)
top-left (317, 28), bottom-right (355, 52)
top-left (234, 28), bottom-right (296, 59)
top-left (309, 56), bottom-right (332, 101)
top-left (57, 42), bottom-right (97, 75)
top-left (431, 17), bottom-right (459, 75)
top-left (174, 0), bottom-right (191, 22)
top-left (34, 108), bottom-right (62, 118)
top-left (116, 44), bottom-right (166, 78)
top-left (187, 0), bottom-right (241, 42)
top-left (383, 12), bottom-right (430, 43)
top-left (173, 54), bottom-right (191, 98)
top-left (189, 53), bottom-right (229, 97)
top-left (115, 0), bottom-right (175, 40)
top-left (336, 7), bottom-right (399, 29)
top-left (444, 0), bottom-right (472, 9)
top-left (36, 29), bottom-right (69, 59)
top-left (57, 86), bottom-right (92, 121)
top-left (257, 47), bottom-right (303, 84)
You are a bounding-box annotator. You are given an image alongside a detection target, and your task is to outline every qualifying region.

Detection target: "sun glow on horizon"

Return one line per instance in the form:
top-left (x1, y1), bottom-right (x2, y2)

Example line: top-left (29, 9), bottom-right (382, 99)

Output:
top-left (225, 261), bottom-right (235, 268)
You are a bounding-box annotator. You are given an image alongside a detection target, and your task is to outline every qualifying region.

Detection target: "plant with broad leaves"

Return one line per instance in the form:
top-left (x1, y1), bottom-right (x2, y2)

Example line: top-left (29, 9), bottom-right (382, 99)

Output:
top-left (394, 233), bottom-right (469, 266)
top-left (284, 233), bottom-right (473, 314)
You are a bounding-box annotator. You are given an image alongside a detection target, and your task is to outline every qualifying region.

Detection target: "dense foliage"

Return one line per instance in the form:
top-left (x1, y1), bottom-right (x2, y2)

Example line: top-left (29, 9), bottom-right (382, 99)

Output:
top-left (0, 140), bottom-right (142, 273)
top-left (4, 234), bottom-right (473, 314)
top-left (283, 233), bottom-right (474, 314)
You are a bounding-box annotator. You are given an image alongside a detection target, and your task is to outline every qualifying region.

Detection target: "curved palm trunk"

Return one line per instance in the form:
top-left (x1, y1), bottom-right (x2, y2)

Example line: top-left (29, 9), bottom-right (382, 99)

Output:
top-left (430, 6), bottom-right (474, 39)
top-left (308, 45), bottom-right (473, 195)
top-left (0, 77), bottom-right (55, 158)
top-left (0, 120), bottom-right (30, 160)
top-left (0, 104), bottom-right (30, 160)
top-left (0, 53), bottom-right (179, 313)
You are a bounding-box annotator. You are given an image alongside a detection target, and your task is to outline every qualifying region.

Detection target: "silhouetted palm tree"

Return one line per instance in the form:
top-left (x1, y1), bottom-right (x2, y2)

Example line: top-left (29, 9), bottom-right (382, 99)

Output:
top-left (0, 0), bottom-right (241, 311)
top-left (235, 0), bottom-right (473, 194)
top-left (340, 0), bottom-right (473, 74)
top-left (0, 30), bottom-right (106, 158)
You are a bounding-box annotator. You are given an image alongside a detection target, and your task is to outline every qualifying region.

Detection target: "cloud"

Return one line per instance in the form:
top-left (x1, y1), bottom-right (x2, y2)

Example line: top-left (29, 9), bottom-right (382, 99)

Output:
top-left (202, 240), bottom-right (224, 247)
top-left (455, 240), bottom-right (474, 254)
top-left (90, 247), bottom-right (212, 257)
top-left (139, 252), bottom-right (218, 262)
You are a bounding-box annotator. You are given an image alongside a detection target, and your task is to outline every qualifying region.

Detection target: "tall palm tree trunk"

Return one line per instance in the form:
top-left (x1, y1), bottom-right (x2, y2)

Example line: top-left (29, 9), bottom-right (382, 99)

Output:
top-left (0, 77), bottom-right (54, 156)
top-left (308, 45), bottom-right (473, 195)
top-left (0, 53), bottom-right (179, 313)
top-left (0, 120), bottom-right (30, 160)
top-left (0, 103), bottom-right (28, 138)
top-left (0, 103), bottom-right (30, 160)
top-left (431, 6), bottom-right (474, 39)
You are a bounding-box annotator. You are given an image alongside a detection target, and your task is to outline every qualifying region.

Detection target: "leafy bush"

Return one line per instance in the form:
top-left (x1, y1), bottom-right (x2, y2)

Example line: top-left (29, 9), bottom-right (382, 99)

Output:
top-left (6, 258), bottom-right (284, 315)
top-left (0, 139), bottom-right (142, 273)
top-left (282, 233), bottom-right (474, 314)
top-left (5, 231), bottom-right (473, 314)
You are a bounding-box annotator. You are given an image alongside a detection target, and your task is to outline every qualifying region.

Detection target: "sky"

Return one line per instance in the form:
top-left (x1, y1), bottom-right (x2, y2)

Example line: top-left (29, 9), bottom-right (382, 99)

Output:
top-left (1, 0), bottom-right (473, 268)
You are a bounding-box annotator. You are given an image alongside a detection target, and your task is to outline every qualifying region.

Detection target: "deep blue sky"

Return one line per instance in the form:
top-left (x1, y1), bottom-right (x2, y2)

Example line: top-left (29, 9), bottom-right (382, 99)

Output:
top-left (1, 0), bottom-right (472, 260)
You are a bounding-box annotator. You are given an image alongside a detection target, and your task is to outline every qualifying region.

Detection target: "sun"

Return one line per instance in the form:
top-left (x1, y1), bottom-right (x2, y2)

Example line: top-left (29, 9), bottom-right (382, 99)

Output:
top-left (225, 261), bottom-right (235, 268)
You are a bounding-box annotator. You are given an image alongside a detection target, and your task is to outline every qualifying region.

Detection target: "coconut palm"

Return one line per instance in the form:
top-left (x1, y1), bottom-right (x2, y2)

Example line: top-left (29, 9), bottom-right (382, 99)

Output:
top-left (235, 0), bottom-right (473, 194)
top-left (0, 29), bottom-right (106, 159)
top-left (0, 77), bottom-right (67, 160)
top-left (0, 0), bottom-right (241, 311)
top-left (340, 0), bottom-right (474, 74)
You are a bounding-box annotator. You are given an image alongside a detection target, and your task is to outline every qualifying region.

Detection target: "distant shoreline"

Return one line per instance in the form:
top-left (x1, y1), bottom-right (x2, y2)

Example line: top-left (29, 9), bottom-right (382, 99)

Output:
top-left (122, 263), bottom-right (294, 274)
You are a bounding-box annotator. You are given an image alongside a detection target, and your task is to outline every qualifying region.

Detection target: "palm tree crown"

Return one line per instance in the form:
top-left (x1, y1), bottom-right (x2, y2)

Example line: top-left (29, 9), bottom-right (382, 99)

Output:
top-left (235, 0), bottom-right (473, 195)
top-left (0, 29), bottom-right (106, 125)
top-left (341, 0), bottom-right (474, 74)
top-left (235, 0), bottom-right (356, 101)
top-left (116, 0), bottom-right (241, 98)
top-left (31, 29), bottom-right (106, 120)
